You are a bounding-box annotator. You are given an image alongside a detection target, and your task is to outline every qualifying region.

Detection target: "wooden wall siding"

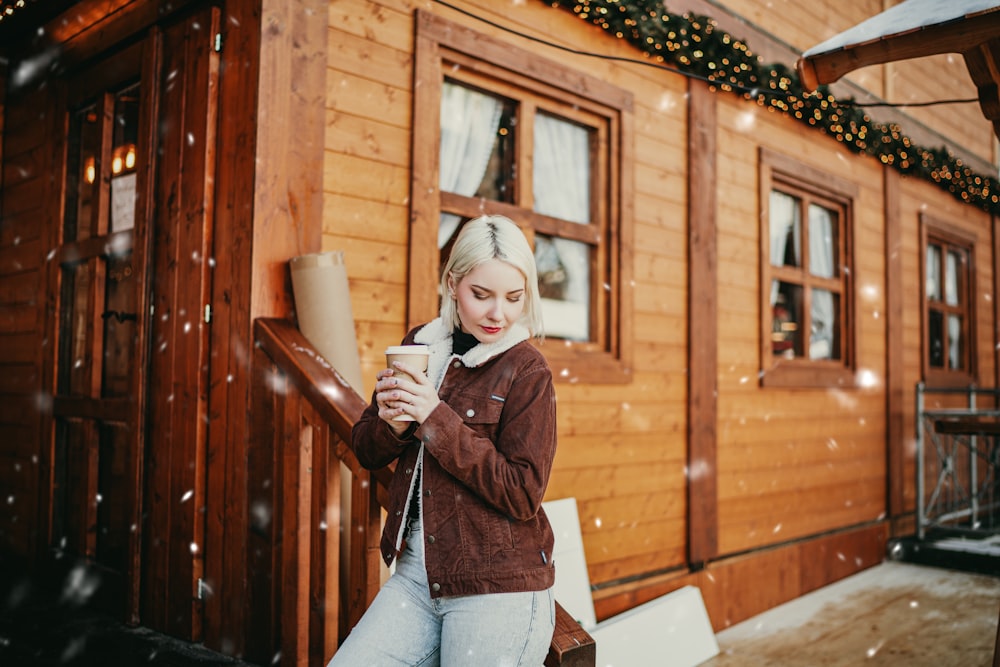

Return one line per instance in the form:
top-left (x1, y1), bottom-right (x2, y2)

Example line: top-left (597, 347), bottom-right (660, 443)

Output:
top-left (324, 0), bottom-right (692, 589)
top-left (892, 175), bottom-right (996, 522)
top-left (0, 66), bottom-right (52, 558)
top-left (883, 54), bottom-right (993, 166)
top-left (318, 0), bottom-right (905, 626)
top-left (710, 0), bottom-right (886, 55)
top-left (995, 215), bottom-right (1000, 390)
top-left (714, 96), bottom-right (888, 557)
top-left (592, 522), bottom-right (887, 631)
top-left (677, 0), bottom-right (995, 170)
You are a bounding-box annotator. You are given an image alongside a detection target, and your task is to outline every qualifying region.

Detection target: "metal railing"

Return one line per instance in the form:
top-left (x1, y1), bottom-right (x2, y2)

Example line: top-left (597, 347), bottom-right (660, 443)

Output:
top-left (915, 383), bottom-right (1000, 539)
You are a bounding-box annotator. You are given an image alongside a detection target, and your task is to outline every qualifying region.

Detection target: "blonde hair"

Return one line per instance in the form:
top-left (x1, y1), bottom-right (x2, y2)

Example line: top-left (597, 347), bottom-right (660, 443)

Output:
top-left (439, 215), bottom-right (544, 337)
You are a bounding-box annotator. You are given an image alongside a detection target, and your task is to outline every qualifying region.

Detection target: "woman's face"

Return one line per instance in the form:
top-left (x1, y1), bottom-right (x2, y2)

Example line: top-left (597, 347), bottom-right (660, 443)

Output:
top-left (450, 259), bottom-right (526, 344)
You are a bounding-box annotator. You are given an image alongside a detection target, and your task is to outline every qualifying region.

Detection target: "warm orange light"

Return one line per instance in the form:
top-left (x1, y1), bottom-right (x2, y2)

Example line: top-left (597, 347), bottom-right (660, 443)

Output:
top-left (111, 143), bottom-right (136, 175)
top-left (84, 157), bottom-right (96, 184)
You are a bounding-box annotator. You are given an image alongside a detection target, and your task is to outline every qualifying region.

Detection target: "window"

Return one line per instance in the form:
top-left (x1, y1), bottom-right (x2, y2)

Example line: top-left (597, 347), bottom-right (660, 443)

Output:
top-left (921, 216), bottom-right (976, 385)
top-left (759, 149), bottom-right (856, 388)
top-left (411, 12), bottom-right (634, 382)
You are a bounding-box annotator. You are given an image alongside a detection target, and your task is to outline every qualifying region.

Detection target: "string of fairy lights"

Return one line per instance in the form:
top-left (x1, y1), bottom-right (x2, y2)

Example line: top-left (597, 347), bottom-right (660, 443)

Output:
top-left (542, 0), bottom-right (997, 214)
top-left (3, 0), bottom-right (994, 212)
top-left (0, 0), bottom-right (35, 24)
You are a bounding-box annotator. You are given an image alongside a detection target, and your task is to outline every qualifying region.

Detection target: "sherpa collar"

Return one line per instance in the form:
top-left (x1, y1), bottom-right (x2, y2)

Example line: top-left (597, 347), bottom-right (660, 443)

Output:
top-left (413, 317), bottom-right (530, 390)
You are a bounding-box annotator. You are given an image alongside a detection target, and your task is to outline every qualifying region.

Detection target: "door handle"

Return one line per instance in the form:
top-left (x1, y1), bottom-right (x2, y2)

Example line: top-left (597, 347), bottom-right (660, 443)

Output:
top-left (101, 310), bottom-right (138, 323)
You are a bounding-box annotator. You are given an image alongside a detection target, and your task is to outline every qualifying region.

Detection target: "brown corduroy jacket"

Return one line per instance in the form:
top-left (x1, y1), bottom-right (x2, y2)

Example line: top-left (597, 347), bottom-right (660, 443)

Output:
top-left (352, 318), bottom-right (557, 599)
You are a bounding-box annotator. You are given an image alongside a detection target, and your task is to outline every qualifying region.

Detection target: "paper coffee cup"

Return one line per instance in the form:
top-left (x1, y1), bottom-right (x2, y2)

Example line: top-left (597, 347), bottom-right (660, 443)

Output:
top-left (385, 345), bottom-right (429, 421)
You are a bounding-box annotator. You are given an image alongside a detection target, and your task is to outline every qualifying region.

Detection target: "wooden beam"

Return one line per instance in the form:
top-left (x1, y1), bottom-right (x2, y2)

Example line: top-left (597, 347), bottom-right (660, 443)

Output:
top-left (686, 79), bottom-right (718, 566)
top-left (884, 169), bottom-right (905, 524)
top-left (798, 11), bottom-right (1000, 92)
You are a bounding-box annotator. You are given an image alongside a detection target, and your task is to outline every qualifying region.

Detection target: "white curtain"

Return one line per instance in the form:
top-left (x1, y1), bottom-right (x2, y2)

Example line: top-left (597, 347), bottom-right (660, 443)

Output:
top-left (944, 249), bottom-right (960, 306)
top-left (438, 82), bottom-right (503, 248)
top-left (926, 245), bottom-right (941, 301)
top-left (948, 314), bottom-right (961, 368)
top-left (768, 190), bottom-right (798, 306)
top-left (532, 113), bottom-right (591, 339)
top-left (808, 204), bottom-right (836, 359)
top-left (945, 249), bottom-right (962, 367)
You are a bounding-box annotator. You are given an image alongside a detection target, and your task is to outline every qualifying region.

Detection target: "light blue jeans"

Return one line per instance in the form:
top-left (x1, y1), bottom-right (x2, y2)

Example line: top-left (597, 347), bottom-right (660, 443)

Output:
top-left (327, 520), bottom-right (555, 666)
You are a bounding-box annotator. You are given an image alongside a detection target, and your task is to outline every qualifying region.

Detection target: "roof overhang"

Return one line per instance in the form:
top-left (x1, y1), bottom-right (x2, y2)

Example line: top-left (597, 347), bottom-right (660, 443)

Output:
top-left (796, 0), bottom-right (1000, 138)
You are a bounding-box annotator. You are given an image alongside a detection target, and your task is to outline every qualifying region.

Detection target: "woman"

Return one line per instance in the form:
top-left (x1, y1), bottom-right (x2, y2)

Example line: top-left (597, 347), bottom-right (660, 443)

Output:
top-left (329, 215), bottom-right (558, 666)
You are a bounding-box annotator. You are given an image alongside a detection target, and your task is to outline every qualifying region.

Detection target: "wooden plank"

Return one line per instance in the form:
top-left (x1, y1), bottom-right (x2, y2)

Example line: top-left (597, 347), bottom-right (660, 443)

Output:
top-left (46, 0), bottom-right (200, 67)
top-left (246, 350), bottom-right (282, 663)
top-left (325, 69), bottom-right (412, 129)
top-left (324, 109), bottom-right (410, 168)
top-left (253, 319), bottom-right (383, 484)
top-left (796, 524), bottom-right (886, 594)
top-left (994, 213), bottom-right (1000, 391)
top-left (118, 18), bottom-right (160, 629)
top-left (0, 393), bottom-right (35, 425)
top-left (0, 333), bottom-right (40, 365)
top-left (205, 0), bottom-right (262, 655)
top-left (545, 602), bottom-right (597, 667)
top-left (279, 390), bottom-right (309, 667)
top-left (320, 430), bottom-right (342, 661)
top-left (327, 27), bottom-right (412, 91)
top-left (0, 141), bottom-right (45, 192)
top-left (173, 8), bottom-right (219, 640)
top-left (324, 153), bottom-right (410, 205)
top-left (0, 240), bottom-right (41, 276)
top-left (141, 7), bottom-right (220, 639)
top-left (0, 362), bottom-right (37, 394)
top-left (1, 88), bottom-right (47, 155)
top-left (31, 63), bottom-right (66, 566)
top-left (321, 192), bottom-right (408, 243)
top-left (0, 209), bottom-right (44, 248)
top-left (326, 0), bottom-right (413, 58)
top-left (685, 65), bottom-right (720, 559)
top-left (305, 406), bottom-right (331, 667)
top-left (0, 270), bottom-right (38, 306)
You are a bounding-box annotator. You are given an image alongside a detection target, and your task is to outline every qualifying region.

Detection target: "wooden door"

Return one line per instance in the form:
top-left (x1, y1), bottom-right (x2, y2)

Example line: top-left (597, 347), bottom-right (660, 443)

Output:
top-left (142, 7), bottom-right (220, 640)
top-left (47, 7), bottom-right (220, 639)
top-left (50, 38), bottom-right (156, 623)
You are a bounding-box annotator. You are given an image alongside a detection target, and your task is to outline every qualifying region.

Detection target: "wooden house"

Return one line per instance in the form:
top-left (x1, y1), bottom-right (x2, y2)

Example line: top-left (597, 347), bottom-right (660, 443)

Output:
top-left (1, 0), bottom-right (997, 663)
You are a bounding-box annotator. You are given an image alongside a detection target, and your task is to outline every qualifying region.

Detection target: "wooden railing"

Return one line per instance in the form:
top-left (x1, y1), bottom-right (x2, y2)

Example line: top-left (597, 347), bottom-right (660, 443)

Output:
top-left (252, 318), bottom-right (595, 666)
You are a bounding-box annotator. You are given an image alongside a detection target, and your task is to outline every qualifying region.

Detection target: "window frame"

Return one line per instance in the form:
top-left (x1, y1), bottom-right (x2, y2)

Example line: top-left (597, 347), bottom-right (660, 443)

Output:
top-left (411, 11), bottom-right (634, 383)
top-left (758, 148), bottom-right (857, 388)
top-left (920, 214), bottom-right (977, 387)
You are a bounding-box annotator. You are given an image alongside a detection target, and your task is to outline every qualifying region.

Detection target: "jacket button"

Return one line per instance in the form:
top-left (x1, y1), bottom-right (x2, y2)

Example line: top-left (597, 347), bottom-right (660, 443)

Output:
top-left (427, 535), bottom-right (436, 544)
top-left (432, 583), bottom-right (441, 592)
top-left (453, 361), bottom-right (461, 368)
top-left (424, 489), bottom-right (431, 496)
top-left (405, 468), bottom-right (413, 475)
top-left (395, 510), bottom-right (402, 516)
top-left (466, 409), bottom-right (475, 417)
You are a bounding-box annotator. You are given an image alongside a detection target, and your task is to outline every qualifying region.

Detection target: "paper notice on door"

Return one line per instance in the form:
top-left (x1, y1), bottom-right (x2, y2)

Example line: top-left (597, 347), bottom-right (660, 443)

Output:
top-left (111, 172), bottom-right (137, 233)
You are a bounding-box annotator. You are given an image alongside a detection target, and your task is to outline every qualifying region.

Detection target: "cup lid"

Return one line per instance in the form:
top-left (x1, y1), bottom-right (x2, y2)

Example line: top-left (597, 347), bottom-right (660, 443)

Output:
top-left (385, 345), bottom-right (430, 355)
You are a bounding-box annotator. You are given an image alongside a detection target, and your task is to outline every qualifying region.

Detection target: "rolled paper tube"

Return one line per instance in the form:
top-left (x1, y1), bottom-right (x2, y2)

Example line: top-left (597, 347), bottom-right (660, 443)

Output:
top-left (289, 250), bottom-right (364, 392)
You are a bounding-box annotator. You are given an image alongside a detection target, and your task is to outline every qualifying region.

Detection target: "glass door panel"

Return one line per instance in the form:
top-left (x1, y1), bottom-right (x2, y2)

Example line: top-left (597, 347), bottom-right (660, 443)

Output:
top-left (102, 247), bottom-right (136, 398)
top-left (53, 68), bottom-right (144, 612)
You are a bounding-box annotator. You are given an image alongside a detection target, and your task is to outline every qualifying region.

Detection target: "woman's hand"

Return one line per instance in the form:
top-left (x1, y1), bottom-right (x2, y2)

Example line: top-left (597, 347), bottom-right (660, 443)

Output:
top-left (375, 360), bottom-right (440, 429)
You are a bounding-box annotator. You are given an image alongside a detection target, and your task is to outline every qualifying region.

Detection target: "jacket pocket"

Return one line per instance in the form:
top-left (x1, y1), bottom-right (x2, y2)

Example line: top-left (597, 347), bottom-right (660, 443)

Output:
top-left (449, 391), bottom-right (503, 434)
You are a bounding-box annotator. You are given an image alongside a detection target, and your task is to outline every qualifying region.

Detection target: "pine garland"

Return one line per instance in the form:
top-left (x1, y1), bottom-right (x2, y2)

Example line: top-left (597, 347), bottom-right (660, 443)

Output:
top-left (546, 0), bottom-right (997, 214)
